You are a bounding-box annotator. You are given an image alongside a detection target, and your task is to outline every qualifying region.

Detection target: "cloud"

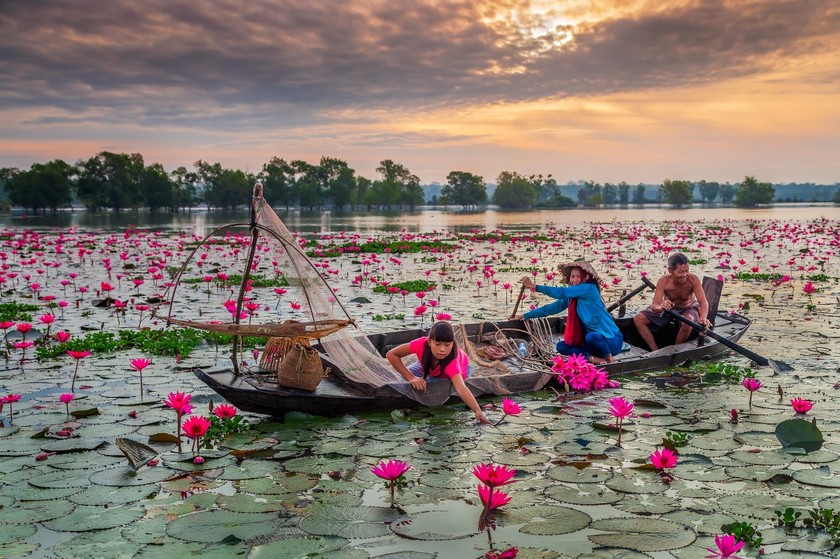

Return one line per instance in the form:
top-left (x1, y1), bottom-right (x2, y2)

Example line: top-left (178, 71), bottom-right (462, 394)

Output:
top-left (2, 0), bottom-right (837, 122)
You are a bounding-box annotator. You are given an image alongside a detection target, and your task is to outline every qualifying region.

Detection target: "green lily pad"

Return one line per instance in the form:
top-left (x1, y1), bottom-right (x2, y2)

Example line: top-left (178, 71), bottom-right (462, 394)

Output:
top-left (730, 449), bottom-right (794, 466)
top-left (717, 492), bottom-right (811, 520)
top-left (507, 504), bottom-right (592, 536)
top-left (0, 522), bottom-right (36, 543)
top-left (50, 527), bottom-right (143, 559)
top-left (166, 510), bottom-right (278, 543)
top-left (390, 503), bottom-right (481, 540)
top-left (589, 517), bottom-right (696, 552)
top-left (217, 493), bottom-right (287, 513)
top-left (89, 465), bottom-right (176, 486)
top-left (793, 466), bottom-right (840, 488)
top-left (613, 493), bottom-right (680, 515)
top-left (134, 539), bottom-right (251, 558)
top-left (40, 437), bottom-right (108, 453)
top-left (217, 460), bottom-right (279, 480)
top-left (546, 465), bottom-right (613, 483)
top-left (69, 483), bottom-right (158, 505)
top-left (283, 454), bottom-right (356, 474)
top-left (605, 473), bottom-right (668, 495)
top-left (238, 472), bottom-right (318, 494)
top-left (577, 549), bottom-right (653, 559)
top-left (2, 480), bottom-right (84, 501)
top-left (0, 498), bottom-right (74, 524)
top-left (660, 511), bottom-right (737, 535)
top-left (43, 504), bottom-right (145, 531)
top-left (545, 484), bottom-right (624, 506)
top-left (299, 506), bottom-right (400, 538)
top-left (248, 536), bottom-right (349, 559)
top-left (775, 418), bottom-right (824, 452)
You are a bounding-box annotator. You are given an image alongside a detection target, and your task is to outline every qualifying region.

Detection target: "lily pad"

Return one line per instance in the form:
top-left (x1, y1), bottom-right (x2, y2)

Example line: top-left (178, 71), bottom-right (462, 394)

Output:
top-left (775, 418), bottom-right (824, 452)
top-left (605, 473), bottom-right (668, 495)
top-left (577, 549), bottom-right (653, 559)
top-left (507, 504), bottom-right (592, 536)
top-left (792, 466), bottom-right (840, 488)
top-left (588, 517), bottom-right (696, 552)
top-left (89, 465), bottom-right (176, 486)
top-left (283, 454), bottom-right (356, 474)
top-left (546, 465), bottom-right (613, 484)
top-left (0, 498), bottom-right (75, 524)
top-left (248, 536), bottom-right (349, 559)
top-left (299, 506), bottom-right (400, 539)
top-left (389, 502), bottom-right (481, 540)
top-left (166, 510), bottom-right (278, 543)
top-left (134, 539), bottom-right (250, 558)
top-left (43, 504), bottom-right (145, 532)
top-left (545, 484), bottom-right (624, 506)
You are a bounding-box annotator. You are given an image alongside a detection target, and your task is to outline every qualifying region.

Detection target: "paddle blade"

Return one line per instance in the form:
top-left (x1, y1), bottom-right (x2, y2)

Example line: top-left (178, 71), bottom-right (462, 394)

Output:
top-left (768, 359), bottom-right (794, 374)
top-left (115, 437), bottom-right (158, 469)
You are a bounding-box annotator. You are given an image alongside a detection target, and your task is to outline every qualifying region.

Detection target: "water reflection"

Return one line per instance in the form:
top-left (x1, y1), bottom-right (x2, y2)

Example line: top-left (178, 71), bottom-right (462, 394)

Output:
top-left (3, 204), bottom-right (835, 235)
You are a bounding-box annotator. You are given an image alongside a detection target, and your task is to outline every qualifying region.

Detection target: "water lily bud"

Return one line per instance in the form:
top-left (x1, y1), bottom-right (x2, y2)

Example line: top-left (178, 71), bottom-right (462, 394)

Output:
top-left (193, 456), bottom-right (205, 465)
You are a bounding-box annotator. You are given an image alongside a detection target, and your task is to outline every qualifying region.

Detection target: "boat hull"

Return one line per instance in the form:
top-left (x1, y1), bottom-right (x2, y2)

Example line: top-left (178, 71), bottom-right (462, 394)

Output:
top-left (193, 311), bottom-right (751, 417)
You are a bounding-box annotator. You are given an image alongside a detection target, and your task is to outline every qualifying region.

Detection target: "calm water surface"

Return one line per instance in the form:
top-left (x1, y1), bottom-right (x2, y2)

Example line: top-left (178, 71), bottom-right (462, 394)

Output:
top-left (4, 204), bottom-right (836, 235)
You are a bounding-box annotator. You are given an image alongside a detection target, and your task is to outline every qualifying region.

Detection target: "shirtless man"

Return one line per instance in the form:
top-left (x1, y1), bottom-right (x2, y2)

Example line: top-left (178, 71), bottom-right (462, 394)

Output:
top-left (633, 252), bottom-right (710, 351)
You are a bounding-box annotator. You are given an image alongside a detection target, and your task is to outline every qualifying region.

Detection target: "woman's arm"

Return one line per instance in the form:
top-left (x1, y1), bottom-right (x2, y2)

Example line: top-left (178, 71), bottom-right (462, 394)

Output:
top-left (450, 374), bottom-right (491, 424)
top-left (385, 343), bottom-right (426, 392)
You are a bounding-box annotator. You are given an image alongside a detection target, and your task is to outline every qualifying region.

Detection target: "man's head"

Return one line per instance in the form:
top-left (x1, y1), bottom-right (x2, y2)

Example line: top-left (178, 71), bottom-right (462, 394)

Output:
top-left (667, 252), bottom-right (690, 284)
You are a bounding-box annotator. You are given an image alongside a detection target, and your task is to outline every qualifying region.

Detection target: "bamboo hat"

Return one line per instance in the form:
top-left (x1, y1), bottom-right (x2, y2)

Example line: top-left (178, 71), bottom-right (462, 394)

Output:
top-left (559, 260), bottom-right (602, 285)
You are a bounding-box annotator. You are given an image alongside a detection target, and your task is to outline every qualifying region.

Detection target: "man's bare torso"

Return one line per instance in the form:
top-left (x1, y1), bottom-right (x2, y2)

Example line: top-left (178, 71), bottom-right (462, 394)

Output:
top-left (660, 275), bottom-right (699, 309)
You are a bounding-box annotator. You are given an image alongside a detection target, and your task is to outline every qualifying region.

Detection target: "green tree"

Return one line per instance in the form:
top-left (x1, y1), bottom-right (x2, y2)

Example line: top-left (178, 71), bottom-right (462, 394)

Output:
top-left (317, 156), bottom-right (353, 210)
top-left (375, 159), bottom-right (420, 210)
top-left (660, 179), bottom-right (693, 208)
top-left (733, 176), bottom-right (775, 207)
top-left (170, 166), bottom-right (199, 211)
top-left (618, 181), bottom-right (630, 205)
top-left (331, 165), bottom-right (356, 210)
top-left (140, 163), bottom-right (174, 212)
top-left (719, 182), bottom-right (736, 204)
top-left (441, 171), bottom-right (487, 209)
top-left (196, 160), bottom-right (252, 210)
top-left (492, 171), bottom-right (537, 209)
top-left (290, 160), bottom-right (320, 211)
top-left (75, 152), bottom-right (145, 212)
top-left (6, 160), bottom-right (75, 213)
top-left (697, 180), bottom-right (720, 203)
top-left (602, 183), bottom-right (618, 205)
top-left (351, 176), bottom-right (371, 210)
top-left (632, 184), bottom-right (647, 205)
top-left (261, 157), bottom-right (293, 210)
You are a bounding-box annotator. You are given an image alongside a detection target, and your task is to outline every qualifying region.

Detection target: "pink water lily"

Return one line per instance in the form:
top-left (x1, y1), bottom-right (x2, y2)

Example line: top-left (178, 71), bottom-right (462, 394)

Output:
top-left (477, 484), bottom-right (512, 510)
top-left (182, 415), bottom-right (211, 455)
top-left (608, 396), bottom-right (634, 446)
top-left (494, 398), bottom-right (521, 426)
top-left (67, 350), bottom-right (91, 392)
top-left (705, 533), bottom-right (745, 558)
top-left (129, 358), bottom-right (152, 400)
top-left (163, 391), bottom-right (193, 453)
top-left (742, 377), bottom-right (762, 407)
top-left (473, 463), bottom-right (517, 487)
top-left (372, 459), bottom-right (412, 507)
top-left (486, 548), bottom-right (518, 559)
top-left (791, 397), bottom-right (813, 414)
top-left (2, 393), bottom-right (22, 423)
top-left (212, 403), bottom-right (237, 419)
top-left (60, 393), bottom-right (74, 416)
top-left (650, 447), bottom-right (678, 470)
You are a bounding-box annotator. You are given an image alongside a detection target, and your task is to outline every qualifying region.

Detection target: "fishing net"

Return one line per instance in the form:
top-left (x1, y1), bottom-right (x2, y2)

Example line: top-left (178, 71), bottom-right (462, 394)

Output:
top-left (160, 184), bottom-right (554, 406)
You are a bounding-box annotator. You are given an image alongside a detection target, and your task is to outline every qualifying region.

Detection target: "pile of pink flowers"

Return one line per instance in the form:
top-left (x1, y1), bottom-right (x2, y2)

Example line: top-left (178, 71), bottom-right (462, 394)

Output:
top-left (551, 354), bottom-right (620, 391)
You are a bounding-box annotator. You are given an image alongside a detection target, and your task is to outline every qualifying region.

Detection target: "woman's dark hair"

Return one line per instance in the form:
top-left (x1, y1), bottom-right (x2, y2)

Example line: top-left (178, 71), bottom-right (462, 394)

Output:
top-left (420, 321), bottom-right (457, 378)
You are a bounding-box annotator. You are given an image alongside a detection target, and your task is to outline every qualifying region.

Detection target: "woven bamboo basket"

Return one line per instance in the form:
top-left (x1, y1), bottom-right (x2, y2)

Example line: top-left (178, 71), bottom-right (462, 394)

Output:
top-left (261, 337), bottom-right (326, 391)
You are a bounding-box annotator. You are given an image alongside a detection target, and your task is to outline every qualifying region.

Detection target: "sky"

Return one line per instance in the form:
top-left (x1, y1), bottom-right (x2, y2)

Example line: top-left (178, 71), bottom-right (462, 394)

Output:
top-left (2, 0), bottom-right (839, 186)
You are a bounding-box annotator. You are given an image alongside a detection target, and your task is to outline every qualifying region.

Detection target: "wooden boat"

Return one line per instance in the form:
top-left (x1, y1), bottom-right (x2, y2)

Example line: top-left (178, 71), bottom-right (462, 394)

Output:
top-left (195, 293), bottom-right (752, 417)
top-left (165, 184), bottom-right (752, 417)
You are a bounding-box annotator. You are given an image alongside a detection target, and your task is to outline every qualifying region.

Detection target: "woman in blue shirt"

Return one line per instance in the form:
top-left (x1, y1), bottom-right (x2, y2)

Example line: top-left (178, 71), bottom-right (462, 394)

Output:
top-left (513, 261), bottom-right (622, 364)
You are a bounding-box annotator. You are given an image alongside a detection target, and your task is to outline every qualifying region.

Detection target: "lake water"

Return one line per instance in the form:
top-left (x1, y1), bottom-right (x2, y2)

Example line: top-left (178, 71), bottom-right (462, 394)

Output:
top-left (0, 207), bottom-right (838, 558)
top-left (4, 203), bottom-right (837, 235)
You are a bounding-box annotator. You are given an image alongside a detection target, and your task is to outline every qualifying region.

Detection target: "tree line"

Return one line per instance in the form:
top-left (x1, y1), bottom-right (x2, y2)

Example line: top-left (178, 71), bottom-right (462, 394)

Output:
top-left (0, 151), bottom-right (824, 214)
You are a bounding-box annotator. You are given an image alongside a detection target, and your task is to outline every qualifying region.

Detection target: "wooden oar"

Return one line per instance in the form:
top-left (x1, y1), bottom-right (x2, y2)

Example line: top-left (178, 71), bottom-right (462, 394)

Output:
top-left (606, 282), bottom-right (648, 313)
top-left (508, 284), bottom-right (527, 320)
top-left (640, 276), bottom-right (792, 374)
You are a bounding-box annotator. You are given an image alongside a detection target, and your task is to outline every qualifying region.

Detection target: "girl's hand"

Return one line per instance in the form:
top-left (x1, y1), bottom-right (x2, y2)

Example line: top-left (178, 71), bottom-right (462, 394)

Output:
top-left (408, 377), bottom-right (426, 392)
top-left (475, 411), bottom-right (492, 425)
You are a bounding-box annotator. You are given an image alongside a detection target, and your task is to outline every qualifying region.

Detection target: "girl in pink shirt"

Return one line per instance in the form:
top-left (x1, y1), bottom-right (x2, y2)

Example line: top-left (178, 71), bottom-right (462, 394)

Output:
top-left (386, 321), bottom-right (491, 424)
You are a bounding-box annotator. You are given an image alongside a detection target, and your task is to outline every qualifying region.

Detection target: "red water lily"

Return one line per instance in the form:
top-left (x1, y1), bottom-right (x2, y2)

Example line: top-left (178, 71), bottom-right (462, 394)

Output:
top-left (705, 533), bottom-right (745, 558)
top-left (163, 391), bottom-right (193, 453)
top-left (742, 377), bottom-right (762, 407)
top-left (130, 358), bottom-right (152, 400)
top-left (608, 396), bottom-right (634, 446)
top-left (473, 463), bottom-right (517, 487)
top-left (371, 459), bottom-right (412, 507)
top-left (212, 403), bottom-right (237, 419)
top-left (791, 398), bottom-right (813, 414)
top-left (67, 350), bottom-right (91, 391)
top-left (650, 447), bottom-right (678, 471)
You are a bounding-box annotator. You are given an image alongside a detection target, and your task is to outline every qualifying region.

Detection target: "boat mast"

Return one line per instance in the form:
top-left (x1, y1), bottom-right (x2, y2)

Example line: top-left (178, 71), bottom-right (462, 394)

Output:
top-left (231, 183), bottom-right (263, 375)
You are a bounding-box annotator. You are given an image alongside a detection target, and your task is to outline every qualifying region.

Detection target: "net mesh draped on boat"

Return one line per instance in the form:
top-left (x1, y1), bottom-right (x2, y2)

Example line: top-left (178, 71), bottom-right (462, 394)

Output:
top-left (162, 184), bottom-right (553, 406)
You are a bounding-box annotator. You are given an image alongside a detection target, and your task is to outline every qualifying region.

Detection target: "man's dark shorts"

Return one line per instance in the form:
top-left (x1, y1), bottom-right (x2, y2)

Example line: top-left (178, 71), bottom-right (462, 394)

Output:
top-left (640, 302), bottom-right (700, 331)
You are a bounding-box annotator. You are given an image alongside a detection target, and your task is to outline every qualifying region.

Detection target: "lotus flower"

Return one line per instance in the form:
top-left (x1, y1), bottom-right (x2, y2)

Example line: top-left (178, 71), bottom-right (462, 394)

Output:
top-left (2, 393), bottom-right (22, 422)
top-left (608, 396), bottom-right (634, 446)
top-left (129, 358), bottom-right (152, 400)
top-left (494, 398), bottom-right (521, 426)
top-left (182, 415), bottom-right (211, 454)
top-left (372, 459), bottom-right (412, 507)
top-left (741, 380), bottom-right (762, 413)
top-left (791, 398), bottom-right (813, 414)
top-left (486, 548), bottom-right (519, 559)
top-left (212, 403), bottom-right (237, 419)
top-left (60, 393), bottom-right (74, 416)
top-left (650, 447), bottom-right (678, 470)
top-left (67, 350), bottom-right (91, 392)
top-left (473, 463), bottom-right (517, 487)
top-left (477, 484), bottom-right (512, 510)
top-left (705, 533), bottom-right (745, 558)
top-left (163, 391), bottom-right (193, 453)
